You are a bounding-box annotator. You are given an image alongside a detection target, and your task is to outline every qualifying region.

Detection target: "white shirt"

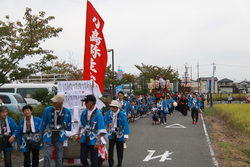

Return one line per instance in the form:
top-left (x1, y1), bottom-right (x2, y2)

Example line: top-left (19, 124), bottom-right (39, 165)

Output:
top-left (111, 109), bottom-right (120, 128)
top-left (87, 106), bottom-right (97, 121)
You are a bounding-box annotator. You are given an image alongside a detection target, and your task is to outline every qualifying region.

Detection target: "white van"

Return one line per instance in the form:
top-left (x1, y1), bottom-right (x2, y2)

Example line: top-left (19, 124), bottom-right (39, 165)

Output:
top-left (0, 83), bottom-right (57, 105)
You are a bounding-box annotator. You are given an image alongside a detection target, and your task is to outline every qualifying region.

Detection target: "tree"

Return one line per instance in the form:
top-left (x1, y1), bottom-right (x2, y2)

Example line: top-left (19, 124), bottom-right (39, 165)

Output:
top-left (0, 8), bottom-right (63, 84)
top-left (104, 65), bottom-right (135, 94)
top-left (135, 63), bottom-right (179, 89)
top-left (31, 88), bottom-right (54, 105)
top-left (44, 60), bottom-right (83, 80)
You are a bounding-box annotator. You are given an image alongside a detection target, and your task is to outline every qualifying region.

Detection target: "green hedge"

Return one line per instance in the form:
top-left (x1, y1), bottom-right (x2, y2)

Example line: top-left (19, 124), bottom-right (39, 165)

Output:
top-left (211, 93), bottom-right (247, 101)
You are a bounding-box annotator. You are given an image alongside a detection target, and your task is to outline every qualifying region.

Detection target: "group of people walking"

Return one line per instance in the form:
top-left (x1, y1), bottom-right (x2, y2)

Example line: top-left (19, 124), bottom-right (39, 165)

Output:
top-left (0, 90), bottom-right (205, 167)
top-left (0, 93), bottom-right (131, 167)
top-left (0, 95), bottom-right (72, 167)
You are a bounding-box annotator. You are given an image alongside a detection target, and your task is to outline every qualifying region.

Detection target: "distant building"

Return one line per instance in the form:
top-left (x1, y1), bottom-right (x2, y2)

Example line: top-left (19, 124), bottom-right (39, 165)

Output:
top-left (235, 80), bottom-right (250, 93)
top-left (190, 80), bottom-right (199, 92)
top-left (197, 77), bottom-right (218, 93)
top-left (218, 78), bottom-right (234, 93)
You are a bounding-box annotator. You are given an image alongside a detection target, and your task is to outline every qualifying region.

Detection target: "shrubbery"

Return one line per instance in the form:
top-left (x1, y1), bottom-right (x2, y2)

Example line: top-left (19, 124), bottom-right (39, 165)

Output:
top-left (211, 93), bottom-right (247, 101)
top-left (8, 111), bottom-right (24, 125)
top-left (8, 88), bottom-right (54, 124)
top-left (31, 88), bottom-right (55, 105)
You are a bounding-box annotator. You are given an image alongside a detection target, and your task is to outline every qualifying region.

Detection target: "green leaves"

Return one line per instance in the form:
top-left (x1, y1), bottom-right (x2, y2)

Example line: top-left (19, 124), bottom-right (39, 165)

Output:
top-left (31, 88), bottom-right (54, 105)
top-left (0, 7), bottom-right (63, 84)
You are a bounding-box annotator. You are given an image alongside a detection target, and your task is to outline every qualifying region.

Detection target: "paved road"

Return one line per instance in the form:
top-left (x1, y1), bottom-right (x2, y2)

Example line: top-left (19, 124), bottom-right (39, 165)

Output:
top-left (10, 110), bottom-right (218, 167)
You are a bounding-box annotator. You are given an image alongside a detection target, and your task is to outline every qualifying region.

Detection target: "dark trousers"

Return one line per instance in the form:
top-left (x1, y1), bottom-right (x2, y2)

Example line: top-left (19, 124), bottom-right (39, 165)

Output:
top-left (80, 142), bottom-right (99, 167)
top-left (180, 104), bottom-right (187, 116)
top-left (108, 135), bottom-right (124, 167)
top-left (191, 108), bottom-right (199, 122)
top-left (3, 150), bottom-right (12, 167)
top-left (23, 149), bottom-right (39, 167)
top-left (159, 111), bottom-right (166, 123)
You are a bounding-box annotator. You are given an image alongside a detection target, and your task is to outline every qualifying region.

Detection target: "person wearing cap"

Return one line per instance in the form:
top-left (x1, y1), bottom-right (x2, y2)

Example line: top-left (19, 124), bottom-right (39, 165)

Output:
top-left (17, 105), bottom-right (43, 167)
top-left (39, 94), bottom-right (72, 167)
top-left (104, 100), bottom-right (130, 167)
top-left (77, 95), bottom-right (107, 167)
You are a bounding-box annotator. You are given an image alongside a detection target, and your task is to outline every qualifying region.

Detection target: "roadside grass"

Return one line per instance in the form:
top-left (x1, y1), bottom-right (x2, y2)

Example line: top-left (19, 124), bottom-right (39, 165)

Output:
top-left (213, 104), bottom-right (250, 135)
top-left (204, 104), bottom-right (250, 166)
top-left (203, 106), bottom-right (216, 116)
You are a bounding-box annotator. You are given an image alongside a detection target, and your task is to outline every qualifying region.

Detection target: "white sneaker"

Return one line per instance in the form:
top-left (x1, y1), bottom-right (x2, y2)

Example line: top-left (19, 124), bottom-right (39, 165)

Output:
top-left (161, 123), bottom-right (163, 125)
top-left (164, 122), bottom-right (167, 125)
top-left (124, 143), bottom-right (127, 149)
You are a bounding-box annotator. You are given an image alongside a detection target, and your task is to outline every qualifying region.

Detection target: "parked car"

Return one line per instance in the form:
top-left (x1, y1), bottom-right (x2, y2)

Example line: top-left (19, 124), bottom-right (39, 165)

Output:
top-left (0, 93), bottom-right (27, 112)
top-left (246, 93), bottom-right (250, 103)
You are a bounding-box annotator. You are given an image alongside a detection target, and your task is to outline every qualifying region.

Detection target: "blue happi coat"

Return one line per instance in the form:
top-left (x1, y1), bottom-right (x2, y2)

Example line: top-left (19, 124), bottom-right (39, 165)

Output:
top-left (129, 105), bottom-right (138, 115)
top-left (17, 116), bottom-right (43, 152)
top-left (147, 96), bottom-right (155, 107)
top-left (39, 106), bottom-right (72, 142)
top-left (2, 117), bottom-right (18, 151)
top-left (139, 103), bottom-right (146, 113)
top-left (188, 98), bottom-right (202, 110)
top-left (79, 108), bottom-right (107, 145)
top-left (164, 98), bottom-right (174, 109)
top-left (104, 109), bottom-right (130, 142)
top-left (118, 100), bottom-right (130, 116)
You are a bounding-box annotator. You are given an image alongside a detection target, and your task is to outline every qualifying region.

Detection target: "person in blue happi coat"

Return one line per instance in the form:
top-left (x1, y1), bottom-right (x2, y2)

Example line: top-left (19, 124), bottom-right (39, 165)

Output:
top-left (116, 91), bottom-right (130, 149)
top-left (0, 106), bottom-right (18, 167)
top-left (117, 91), bottom-right (130, 119)
top-left (104, 100), bottom-right (130, 167)
top-left (164, 94), bottom-right (174, 116)
top-left (17, 105), bottom-right (43, 167)
top-left (129, 101), bottom-right (138, 122)
top-left (188, 93), bottom-right (202, 125)
top-left (77, 95), bottom-right (107, 167)
top-left (40, 94), bottom-right (72, 167)
top-left (147, 94), bottom-right (155, 111)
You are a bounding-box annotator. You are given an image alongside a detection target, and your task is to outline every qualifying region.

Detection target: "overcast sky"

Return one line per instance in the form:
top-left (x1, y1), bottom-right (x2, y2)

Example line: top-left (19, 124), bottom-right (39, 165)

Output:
top-left (1, 0), bottom-right (250, 82)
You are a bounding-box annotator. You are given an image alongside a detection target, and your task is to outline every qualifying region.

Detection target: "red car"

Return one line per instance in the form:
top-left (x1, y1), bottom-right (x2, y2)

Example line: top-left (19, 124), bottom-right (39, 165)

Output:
top-left (246, 93), bottom-right (250, 103)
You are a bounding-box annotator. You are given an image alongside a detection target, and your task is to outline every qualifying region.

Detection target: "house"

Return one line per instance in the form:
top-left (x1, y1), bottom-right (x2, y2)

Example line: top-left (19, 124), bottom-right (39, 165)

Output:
top-left (197, 77), bottom-right (218, 93)
top-left (218, 78), bottom-right (234, 93)
top-left (235, 80), bottom-right (250, 93)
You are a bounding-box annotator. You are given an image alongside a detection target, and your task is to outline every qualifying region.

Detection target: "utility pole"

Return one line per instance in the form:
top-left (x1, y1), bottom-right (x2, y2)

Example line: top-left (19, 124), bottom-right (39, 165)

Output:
top-left (212, 62), bottom-right (216, 77)
top-left (185, 64), bottom-right (188, 86)
top-left (210, 62), bottom-right (216, 106)
top-left (197, 62), bottom-right (199, 93)
top-left (190, 66), bottom-right (192, 81)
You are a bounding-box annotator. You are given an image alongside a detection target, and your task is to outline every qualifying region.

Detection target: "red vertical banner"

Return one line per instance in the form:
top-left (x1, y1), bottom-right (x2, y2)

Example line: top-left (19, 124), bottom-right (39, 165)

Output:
top-left (83, 0), bottom-right (107, 92)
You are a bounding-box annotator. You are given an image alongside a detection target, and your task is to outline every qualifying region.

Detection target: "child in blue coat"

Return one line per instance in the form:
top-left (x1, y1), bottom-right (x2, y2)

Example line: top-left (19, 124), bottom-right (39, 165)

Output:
top-left (151, 103), bottom-right (159, 125)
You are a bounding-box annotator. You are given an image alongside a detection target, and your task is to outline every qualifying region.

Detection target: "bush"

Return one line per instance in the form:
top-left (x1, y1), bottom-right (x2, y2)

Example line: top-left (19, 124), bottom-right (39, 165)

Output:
top-left (33, 104), bottom-right (51, 118)
top-left (31, 88), bottom-right (55, 105)
top-left (8, 104), bottom-right (51, 123)
top-left (212, 93), bottom-right (247, 101)
top-left (8, 111), bottom-right (24, 124)
top-left (133, 90), bottom-right (142, 95)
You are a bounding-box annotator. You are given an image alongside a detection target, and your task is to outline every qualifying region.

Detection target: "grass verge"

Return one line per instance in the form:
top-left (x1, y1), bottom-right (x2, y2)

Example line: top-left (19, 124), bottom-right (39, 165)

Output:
top-left (204, 104), bottom-right (250, 167)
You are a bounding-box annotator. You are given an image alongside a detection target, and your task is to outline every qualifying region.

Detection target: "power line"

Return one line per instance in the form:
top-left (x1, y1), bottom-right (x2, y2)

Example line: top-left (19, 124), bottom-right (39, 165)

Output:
top-left (216, 64), bottom-right (250, 68)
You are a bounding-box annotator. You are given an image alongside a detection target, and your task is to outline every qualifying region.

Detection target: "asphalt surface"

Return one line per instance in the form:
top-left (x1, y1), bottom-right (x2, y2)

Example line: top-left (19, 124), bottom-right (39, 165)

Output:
top-left (7, 110), bottom-right (218, 167)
